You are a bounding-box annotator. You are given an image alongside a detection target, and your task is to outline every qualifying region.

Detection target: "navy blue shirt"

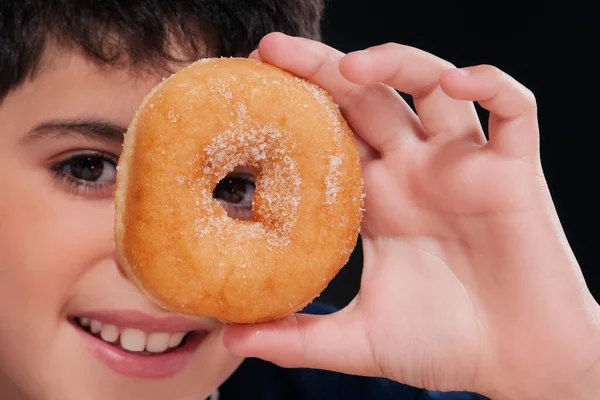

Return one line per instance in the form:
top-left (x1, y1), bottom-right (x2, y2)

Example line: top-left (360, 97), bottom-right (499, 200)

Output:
top-left (218, 303), bottom-right (488, 399)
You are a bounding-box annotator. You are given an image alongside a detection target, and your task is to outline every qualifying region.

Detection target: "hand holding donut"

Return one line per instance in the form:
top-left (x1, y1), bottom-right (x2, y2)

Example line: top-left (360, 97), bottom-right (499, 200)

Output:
top-left (222, 33), bottom-right (600, 399)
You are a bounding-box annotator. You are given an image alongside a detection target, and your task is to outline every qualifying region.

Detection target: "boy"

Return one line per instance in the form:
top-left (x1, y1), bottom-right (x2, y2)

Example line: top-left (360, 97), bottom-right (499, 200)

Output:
top-left (1, 1), bottom-right (598, 399)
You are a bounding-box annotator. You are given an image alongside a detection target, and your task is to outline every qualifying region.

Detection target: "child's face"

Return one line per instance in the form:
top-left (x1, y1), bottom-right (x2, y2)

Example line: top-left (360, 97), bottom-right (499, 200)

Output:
top-left (0, 48), bottom-right (242, 399)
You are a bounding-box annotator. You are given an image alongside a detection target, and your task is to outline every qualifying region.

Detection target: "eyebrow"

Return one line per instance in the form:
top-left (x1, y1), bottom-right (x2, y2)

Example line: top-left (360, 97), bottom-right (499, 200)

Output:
top-left (22, 119), bottom-right (128, 144)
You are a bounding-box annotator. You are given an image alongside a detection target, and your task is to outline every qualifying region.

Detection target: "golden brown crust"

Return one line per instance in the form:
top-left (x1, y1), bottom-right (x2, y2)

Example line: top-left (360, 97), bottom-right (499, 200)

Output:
top-left (115, 58), bottom-right (363, 323)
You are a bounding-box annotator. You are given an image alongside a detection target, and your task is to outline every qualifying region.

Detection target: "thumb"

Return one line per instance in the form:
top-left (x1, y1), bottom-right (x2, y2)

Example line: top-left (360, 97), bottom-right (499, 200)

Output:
top-left (223, 311), bottom-right (380, 377)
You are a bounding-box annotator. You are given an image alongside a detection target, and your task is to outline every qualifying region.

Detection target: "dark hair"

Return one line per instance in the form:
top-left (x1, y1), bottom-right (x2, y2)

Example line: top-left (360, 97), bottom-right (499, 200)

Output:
top-left (0, 0), bottom-right (325, 100)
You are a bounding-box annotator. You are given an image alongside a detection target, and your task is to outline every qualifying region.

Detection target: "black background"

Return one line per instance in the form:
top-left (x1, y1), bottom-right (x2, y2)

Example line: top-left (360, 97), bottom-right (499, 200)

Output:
top-left (317, 2), bottom-right (598, 308)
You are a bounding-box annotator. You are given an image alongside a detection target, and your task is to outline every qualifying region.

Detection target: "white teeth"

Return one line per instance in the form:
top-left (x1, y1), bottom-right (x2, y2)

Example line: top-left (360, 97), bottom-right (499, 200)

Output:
top-left (78, 318), bottom-right (190, 353)
top-left (146, 332), bottom-right (171, 353)
top-left (120, 328), bottom-right (147, 352)
top-left (168, 332), bottom-right (186, 348)
top-left (100, 324), bottom-right (119, 343)
top-left (90, 320), bottom-right (102, 334)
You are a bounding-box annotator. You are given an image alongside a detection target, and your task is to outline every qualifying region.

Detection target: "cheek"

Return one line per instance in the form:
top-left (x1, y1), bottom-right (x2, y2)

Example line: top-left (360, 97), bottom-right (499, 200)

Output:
top-left (0, 166), bottom-right (114, 358)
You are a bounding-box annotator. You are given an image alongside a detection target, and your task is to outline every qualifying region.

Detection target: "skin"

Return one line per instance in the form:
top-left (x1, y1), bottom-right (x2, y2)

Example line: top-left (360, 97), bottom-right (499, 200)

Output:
top-left (1, 31), bottom-right (599, 399)
top-left (0, 49), bottom-right (242, 399)
top-left (224, 33), bottom-right (600, 400)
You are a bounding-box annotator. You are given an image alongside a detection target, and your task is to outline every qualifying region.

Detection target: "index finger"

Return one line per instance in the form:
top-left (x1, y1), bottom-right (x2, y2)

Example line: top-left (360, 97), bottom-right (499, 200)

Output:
top-left (255, 32), bottom-right (422, 155)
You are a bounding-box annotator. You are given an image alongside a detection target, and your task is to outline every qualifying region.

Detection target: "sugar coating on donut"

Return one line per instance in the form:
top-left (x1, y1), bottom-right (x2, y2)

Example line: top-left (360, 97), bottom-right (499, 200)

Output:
top-left (294, 77), bottom-right (348, 206)
top-left (197, 124), bottom-right (301, 247)
top-left (115, 57), bottom-right (364, 323)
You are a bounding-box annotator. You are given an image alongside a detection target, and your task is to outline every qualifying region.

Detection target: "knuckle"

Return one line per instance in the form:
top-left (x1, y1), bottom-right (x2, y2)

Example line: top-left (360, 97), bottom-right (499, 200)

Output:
top-left (381, 41), bottom-right (404, 51)
top-left (376, 42), bottom-right (405, 54)
top-left (292, 315), bottom-right (311, 356)
top-left (479, 64), bottom-right (537, 110)
top-left (441, 60), bottom-right (456, 70)
top-left (520, 86), bottom-right (537, 109)
top-left (419, 49), bottom-right (455, 70)
top-left (479, 64), bottom-right (505, 80)
top-left (377, 42), bottom-right (455, 72)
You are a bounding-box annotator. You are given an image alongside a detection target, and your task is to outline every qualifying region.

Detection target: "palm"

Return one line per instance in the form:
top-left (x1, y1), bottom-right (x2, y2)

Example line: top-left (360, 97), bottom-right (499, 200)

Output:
top-left (356, 119), bottom-right (597, 393)
top-left (356, 140), bottom-right (540, 387)
top-left (362, 139), bottom-right (533, 234)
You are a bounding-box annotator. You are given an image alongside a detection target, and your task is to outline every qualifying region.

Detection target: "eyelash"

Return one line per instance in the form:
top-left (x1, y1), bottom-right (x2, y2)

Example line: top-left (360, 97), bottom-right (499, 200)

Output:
top-left (50, 151), bottom-right (118, 198)
top-left (50, 152), bottom-right (256, 218)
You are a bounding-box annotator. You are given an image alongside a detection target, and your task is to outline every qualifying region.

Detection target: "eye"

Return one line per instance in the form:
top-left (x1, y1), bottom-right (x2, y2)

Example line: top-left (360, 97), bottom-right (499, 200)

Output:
top-left (58, 154), bottom-right (116, 183)
top-left (213, 173), bottom-right (255, 220)
top-left (51, 151), bottom-right (117, 197)
top-left (213, 174), bottom-right (255, 205)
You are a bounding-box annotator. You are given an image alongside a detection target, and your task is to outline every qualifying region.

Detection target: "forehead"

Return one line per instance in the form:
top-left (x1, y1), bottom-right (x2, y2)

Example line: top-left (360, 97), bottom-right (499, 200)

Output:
top-left (0, 48), bottom-right (184, 136)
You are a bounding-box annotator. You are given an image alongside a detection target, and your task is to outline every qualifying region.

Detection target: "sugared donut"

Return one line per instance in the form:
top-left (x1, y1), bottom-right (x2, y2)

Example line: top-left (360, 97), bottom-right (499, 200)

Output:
top-left (114, 58), bottom-right (363, 323)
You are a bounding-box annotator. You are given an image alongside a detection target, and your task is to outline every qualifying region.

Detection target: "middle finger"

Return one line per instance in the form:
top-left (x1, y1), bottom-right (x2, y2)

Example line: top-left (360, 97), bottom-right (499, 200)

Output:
top-left (254, 33), bottom-right (424, 156)
top-left (340, 43), bottom-right (486, 144)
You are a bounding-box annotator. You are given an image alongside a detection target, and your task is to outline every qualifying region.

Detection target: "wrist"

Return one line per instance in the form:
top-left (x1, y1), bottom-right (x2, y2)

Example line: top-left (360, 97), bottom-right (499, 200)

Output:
top-left (540, 318), bottom-right (600, 400)
top-left (491, 349), bottom-right (600, 400)
top-left (535, 354), bottom-right (600, 400)
top-left (580, 356), bottom-right (600, 400)
top-left (486, 302), bottom-right (600, 400)
top-left (558, 301), bottom-right (600, 400)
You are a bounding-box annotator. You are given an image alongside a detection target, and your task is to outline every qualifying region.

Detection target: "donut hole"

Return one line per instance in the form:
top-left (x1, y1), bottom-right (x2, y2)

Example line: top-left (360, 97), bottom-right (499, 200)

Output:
top-left (212, 165), bottom-right (256, 221)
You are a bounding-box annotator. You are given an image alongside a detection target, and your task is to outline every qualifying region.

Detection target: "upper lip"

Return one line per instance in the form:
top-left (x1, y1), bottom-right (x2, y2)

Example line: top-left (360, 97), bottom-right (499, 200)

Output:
top-left (73, 310), bottom-right (220, 333)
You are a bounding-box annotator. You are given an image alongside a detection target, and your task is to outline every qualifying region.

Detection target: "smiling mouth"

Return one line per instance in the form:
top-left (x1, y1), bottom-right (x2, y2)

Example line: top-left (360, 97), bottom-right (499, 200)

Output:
top-left (71, 316), bottom-right (198, 356)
